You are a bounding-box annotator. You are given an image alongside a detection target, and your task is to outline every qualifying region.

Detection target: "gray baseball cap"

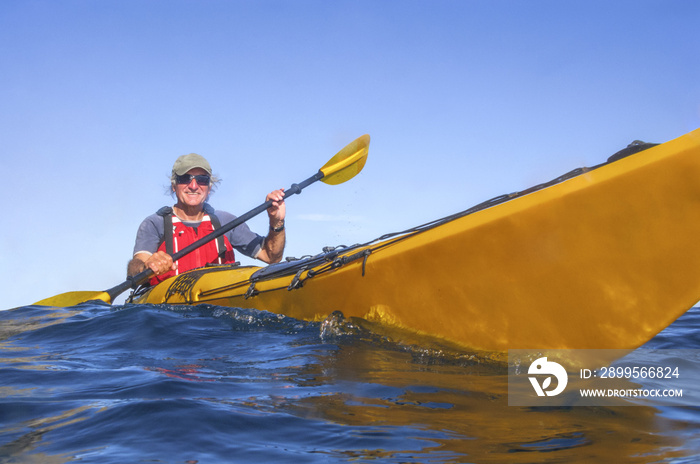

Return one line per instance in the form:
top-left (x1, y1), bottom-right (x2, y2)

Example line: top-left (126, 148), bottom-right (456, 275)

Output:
top-left (172, 153), bottom-right (212, 176)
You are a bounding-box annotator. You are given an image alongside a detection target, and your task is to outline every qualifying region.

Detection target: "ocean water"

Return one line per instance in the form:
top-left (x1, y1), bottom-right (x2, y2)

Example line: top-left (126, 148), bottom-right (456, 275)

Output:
top-left (1, 302), bottom-right (699, 464)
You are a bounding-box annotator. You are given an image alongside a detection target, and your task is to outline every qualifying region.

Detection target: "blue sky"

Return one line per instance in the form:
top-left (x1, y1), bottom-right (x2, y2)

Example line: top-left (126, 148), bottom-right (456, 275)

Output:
top-left (2, 0), bottom-right (699, 309)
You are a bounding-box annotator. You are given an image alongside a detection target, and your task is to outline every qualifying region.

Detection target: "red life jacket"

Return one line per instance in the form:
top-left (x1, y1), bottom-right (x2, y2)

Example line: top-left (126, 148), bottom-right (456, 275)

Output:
top-left (150, 208), bottom-right (236, 285)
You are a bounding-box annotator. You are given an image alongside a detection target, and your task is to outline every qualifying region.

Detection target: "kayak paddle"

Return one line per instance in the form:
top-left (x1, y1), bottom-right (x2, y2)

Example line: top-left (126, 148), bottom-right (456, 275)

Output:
top-left (34, 134), bottom-right (370, 307)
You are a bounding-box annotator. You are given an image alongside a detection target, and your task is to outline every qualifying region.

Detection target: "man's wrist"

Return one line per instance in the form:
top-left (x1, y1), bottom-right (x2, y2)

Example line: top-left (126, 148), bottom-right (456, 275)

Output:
top-left (270, 220), bottom-right (285, 233)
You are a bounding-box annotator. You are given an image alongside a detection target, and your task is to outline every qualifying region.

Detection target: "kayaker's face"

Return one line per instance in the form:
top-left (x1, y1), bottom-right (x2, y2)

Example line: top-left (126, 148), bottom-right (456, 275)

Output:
top-left (174, 168), bottom-right (211, 209)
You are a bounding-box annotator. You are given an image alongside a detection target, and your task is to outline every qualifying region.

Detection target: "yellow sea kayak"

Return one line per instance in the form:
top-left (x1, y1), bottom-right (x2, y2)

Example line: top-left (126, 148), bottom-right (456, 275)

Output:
top-left (131, 129), bottom-right (700, 354)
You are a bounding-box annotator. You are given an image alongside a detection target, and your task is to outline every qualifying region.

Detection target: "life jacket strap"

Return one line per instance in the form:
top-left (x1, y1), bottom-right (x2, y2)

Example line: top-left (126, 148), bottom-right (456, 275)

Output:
top-left (207, 213), bottom-right (227, 263)
top-left (156, 206), bottom-right (174, 256)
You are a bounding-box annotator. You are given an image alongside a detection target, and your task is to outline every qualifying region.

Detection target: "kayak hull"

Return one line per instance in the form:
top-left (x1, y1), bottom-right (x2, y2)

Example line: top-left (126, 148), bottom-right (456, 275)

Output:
top-left (132, 129), bottom-right (700, 353)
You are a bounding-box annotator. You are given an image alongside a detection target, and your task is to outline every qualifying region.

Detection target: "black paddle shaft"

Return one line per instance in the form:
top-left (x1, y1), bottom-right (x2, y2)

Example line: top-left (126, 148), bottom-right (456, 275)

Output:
top-left (105, 170), bottom-right (324, 300)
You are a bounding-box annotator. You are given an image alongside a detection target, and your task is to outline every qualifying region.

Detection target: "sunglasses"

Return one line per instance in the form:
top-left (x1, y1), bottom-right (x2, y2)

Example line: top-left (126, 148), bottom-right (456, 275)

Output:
top-left (175, 174), bottom-right (211, 186)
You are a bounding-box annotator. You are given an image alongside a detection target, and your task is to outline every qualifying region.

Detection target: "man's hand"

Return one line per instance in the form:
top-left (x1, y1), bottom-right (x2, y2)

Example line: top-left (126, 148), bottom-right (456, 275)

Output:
top-left (145, 251), bottom-right (177, 275)
top-left (128, 251), bottom-right (176, 277)
top-left (266, 189), bottom-right (286, 228)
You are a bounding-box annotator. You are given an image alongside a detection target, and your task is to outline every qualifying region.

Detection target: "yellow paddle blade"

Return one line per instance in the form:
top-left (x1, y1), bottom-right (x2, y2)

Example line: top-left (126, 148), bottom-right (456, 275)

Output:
top-left (33, 291), bottom-right (112, 307)
top-left (319, 134), bottom-right (370, 185)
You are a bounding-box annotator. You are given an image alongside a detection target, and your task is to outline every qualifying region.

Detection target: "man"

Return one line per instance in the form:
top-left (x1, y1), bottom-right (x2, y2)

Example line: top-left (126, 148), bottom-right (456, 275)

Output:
top-left (127, 153), bottom-right (285, 284)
